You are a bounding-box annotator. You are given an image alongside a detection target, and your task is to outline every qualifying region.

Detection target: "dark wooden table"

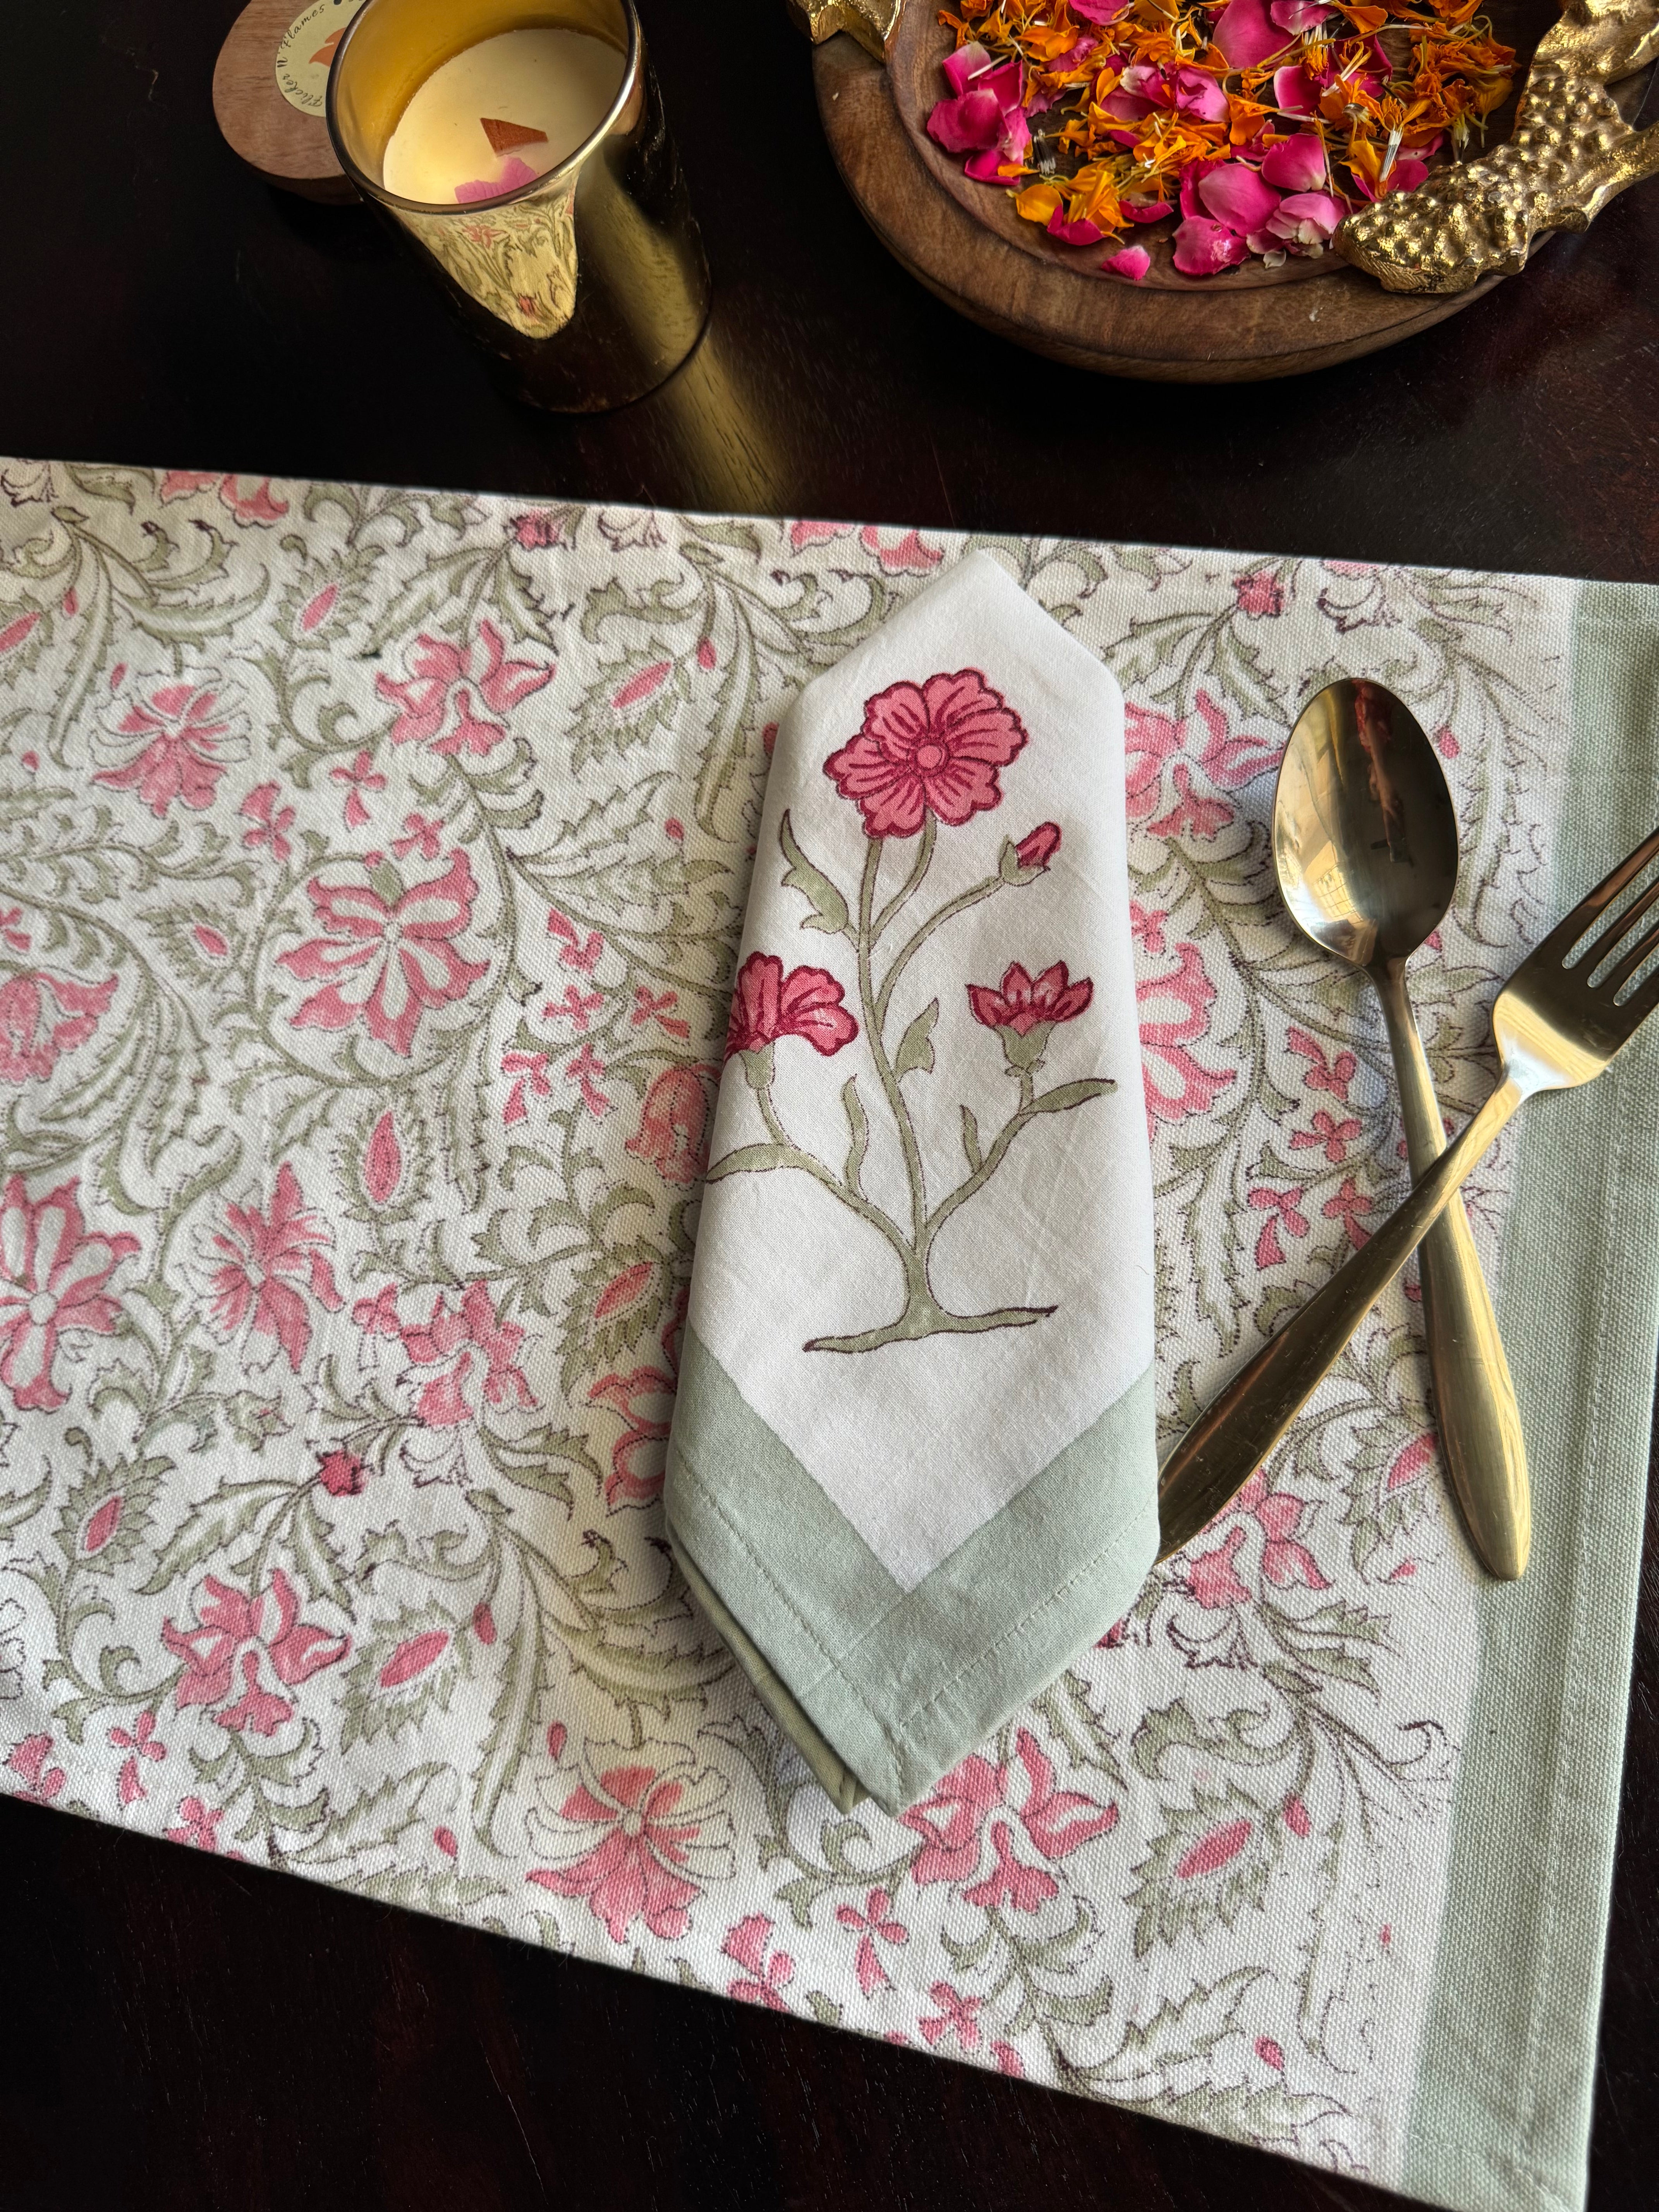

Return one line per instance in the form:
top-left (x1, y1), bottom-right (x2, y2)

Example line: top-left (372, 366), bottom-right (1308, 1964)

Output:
top-left (2, 4), bottom-right (1656, 2206)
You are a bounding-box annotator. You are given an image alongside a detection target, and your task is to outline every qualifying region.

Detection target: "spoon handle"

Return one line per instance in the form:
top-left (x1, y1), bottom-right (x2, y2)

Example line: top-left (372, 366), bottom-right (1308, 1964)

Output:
top-left (1372, 959), bottom-right (1531, 1578)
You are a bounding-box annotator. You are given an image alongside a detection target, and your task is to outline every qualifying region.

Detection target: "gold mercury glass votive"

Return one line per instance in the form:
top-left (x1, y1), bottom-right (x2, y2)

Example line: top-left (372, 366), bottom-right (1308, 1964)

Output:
top-left (327, 0), bottom-right (710, 412)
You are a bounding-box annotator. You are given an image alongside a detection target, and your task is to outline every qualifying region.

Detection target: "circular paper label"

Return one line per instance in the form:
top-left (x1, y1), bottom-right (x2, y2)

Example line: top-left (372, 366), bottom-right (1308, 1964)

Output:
top-left (274, 0), bottom-right (365, 115)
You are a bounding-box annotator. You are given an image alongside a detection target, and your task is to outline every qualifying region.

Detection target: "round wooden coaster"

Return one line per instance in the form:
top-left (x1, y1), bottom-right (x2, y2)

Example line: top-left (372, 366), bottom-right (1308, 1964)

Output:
top-left (813, 15), bottom-right (1508, 382)
top-left (213, 0), bottom-right (365, 203)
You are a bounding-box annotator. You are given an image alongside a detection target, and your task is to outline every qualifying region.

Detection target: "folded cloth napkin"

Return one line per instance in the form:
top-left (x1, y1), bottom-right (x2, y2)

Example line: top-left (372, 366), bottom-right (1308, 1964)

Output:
top-left (664, 551), bottom-right (1158, 1813)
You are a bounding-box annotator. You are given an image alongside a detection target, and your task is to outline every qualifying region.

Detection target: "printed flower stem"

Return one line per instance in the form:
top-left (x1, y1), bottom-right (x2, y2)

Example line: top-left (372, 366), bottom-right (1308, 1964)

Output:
top-left (857, 839), bottom-right (931, 1247)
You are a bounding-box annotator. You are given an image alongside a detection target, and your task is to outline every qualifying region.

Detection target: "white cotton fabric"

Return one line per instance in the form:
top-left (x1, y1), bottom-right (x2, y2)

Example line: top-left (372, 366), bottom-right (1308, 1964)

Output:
top-left (688, 553), bottom-right (1155, 1589)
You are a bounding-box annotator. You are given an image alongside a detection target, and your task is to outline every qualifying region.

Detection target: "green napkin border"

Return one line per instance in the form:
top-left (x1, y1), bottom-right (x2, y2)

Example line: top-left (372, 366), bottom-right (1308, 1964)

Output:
top-left (666, 1329), bottom-right (1159, 1813)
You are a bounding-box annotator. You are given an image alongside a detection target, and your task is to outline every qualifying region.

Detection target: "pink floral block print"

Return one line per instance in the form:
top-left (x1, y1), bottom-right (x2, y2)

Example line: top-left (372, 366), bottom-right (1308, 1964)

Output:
top-left (0, 477), bottom-right (1575, 2196)
top-left (278, 848), bottom-right (489, 1056)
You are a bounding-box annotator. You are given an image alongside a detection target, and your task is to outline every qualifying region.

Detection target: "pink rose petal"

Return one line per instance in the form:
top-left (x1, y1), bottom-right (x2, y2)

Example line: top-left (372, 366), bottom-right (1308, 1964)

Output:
top-left (1266, 189), bottom-right (1347, 245)
top-left (1170, 63), bottom-right (1230, 122)
top-left (1270, 0), bottom-right (1334, 27)
top-left (1070, 0), bottom-right (1130, 18)
top-left (1356, 153), bottom-right (1428, 201)
top-left (1214, 0), bottom-right (1289, 68)
top-left (1173, 216), bottom-right (1249, 277)
top-left (1048, 210), bottom-right (1105, 244)
top-left (1123, 197), bottom-right (1173, 223)
top-left (1273, 62), bottom-right (1320, 115)
top-left (927, 88), bottom-right (1003, 154)
top-left (453, 156), bottom-right (539, 205)
top-left (1198, 161), bottom-right (1281, 234)
top-left (1102, 244), bottom-right (1151, 281)
top-left (941, 40), bottom-right (991, 95)
top-left (1260, 133), bottom-right (1329, 191)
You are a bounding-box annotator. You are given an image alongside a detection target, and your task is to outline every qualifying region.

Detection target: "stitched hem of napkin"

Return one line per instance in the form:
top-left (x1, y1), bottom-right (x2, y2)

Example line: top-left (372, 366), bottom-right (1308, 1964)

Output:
top-left (664, 1333), bottom-right (1158, 1812)
top-left (672, 1541), bottom-right (869, 1814)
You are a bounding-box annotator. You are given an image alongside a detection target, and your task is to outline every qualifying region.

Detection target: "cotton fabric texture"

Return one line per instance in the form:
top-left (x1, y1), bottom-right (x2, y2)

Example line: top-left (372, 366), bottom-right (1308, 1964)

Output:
top-left (665, 553), bottom-right (1158, 1815)
top-left (0, 460), bottom-right (1652, 2212)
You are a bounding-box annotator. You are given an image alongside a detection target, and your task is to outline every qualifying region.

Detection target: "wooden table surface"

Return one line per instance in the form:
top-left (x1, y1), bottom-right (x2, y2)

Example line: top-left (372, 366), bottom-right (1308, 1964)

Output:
top-left (2, 3), bottom-right (1656, 2205)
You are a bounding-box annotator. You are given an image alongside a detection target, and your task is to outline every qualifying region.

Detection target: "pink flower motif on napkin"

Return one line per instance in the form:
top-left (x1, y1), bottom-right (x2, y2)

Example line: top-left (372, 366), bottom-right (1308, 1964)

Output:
top-left (0, 969), bottom-right (116, 1085)
top-left (162, 1570), bottom-right (349, 1736)
top-left (329, 748), bottom-right (386, 830)
top-left (0, 1176), bottom-right (138, 1413)
top-left (967, 960), bottom-right (1093, 1037)
top-left (278, 849), bottom-right (490, 1058)
top-left (724, 953), bottom-right (857, 1059)
top-left (824, 670), bottom-right (1028, 839)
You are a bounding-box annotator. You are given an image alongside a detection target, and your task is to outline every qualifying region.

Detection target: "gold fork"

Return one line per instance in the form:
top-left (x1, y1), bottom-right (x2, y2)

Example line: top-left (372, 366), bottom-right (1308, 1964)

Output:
top-left (1157, 823), bottom-right (1659, 1562)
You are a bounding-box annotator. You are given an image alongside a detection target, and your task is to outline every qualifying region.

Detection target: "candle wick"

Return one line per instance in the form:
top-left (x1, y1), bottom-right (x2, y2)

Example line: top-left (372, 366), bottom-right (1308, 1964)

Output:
top-left (481, 116), bottom-right (550, 155)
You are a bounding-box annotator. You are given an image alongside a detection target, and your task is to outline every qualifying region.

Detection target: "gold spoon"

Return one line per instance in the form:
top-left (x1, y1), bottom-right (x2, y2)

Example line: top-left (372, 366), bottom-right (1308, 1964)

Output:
top-left (1271, 678), bottom-right (1530, 1578)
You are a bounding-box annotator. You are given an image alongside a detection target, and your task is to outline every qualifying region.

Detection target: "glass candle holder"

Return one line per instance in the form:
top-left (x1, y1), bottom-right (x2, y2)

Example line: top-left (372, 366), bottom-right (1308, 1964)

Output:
top-left (327, 0), bottom-right (710, 412)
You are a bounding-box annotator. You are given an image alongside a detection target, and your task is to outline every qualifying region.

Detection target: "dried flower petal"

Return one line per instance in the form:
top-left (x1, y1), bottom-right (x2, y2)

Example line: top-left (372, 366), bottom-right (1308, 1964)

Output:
top-left (941, 40), bottom-right (993, 96)
top-left (1197, 161), bottom-right (1281, 234)
top-left (1172, 216), bottom-right (1250, 276)
top-left (1260, 132), bottom-right (1329, 191)
top-left (1266, 189), bottom-right (1348, 246)
top-left (1102, 244), bottom-right (1152, 280)
top-left (1214, 0), bottom-right (1290, 69)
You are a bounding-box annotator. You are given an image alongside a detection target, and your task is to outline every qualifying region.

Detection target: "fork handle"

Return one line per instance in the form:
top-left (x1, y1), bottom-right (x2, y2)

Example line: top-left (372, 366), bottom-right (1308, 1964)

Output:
top-left (1156, 1073), bottom-right (1529, 1561)
top-left (1373, 961), bottom-right (1531, 1579)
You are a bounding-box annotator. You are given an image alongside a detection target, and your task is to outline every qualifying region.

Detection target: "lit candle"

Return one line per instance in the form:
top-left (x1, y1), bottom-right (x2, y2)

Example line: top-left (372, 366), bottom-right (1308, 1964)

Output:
top-left (380, 27), bottom-right (625, 205)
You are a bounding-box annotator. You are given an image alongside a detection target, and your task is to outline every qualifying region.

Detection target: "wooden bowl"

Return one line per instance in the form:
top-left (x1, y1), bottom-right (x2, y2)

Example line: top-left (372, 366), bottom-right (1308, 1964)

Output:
top-left (813, 0), bottom-right (1553, 380)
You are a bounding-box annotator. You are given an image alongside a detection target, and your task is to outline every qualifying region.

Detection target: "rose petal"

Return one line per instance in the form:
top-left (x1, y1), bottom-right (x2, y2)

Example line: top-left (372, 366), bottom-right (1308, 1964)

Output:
top-left (1269, 0), bottom-right (1334, 26)
top-left (926, 88), bottom-right (1003, 153)
top-left (1048, 210), bottom-right (1106, 244)
top-left (1381, 154), bottom-right (1428, 197)
top-left (980, 60), bottom-right (1022, 110)
top-left (1266, 189), bottom-right (1347, 244)
top-left (1273, 62), bottom-right (1319, 115)
top-left (1198, 161), bottom-right (1280, 234)
top-left (1102, 244), bottom-right (1151, 281)
top-left (1070, 0), bottom-right (1130, 18)
top-left (1170, 63), bottom-right (1230, 123)
top-left (1260, 132), bottom-right (1329, 191)
top-left (1102, 87), bottom-right (1153, 121)
top-left (1122, 197), bottom-right (1173, 223)
top-left (1214, 0), bottom-right (1289, 68)
top-left (1180, 160), bottom-right (1224, 219)
top-left (963, 148), bottom-right (1024, 181)
top-left (941, 40), bottom-right (991, 96)
top-left (1172, 216), bottom-right (1250, 277)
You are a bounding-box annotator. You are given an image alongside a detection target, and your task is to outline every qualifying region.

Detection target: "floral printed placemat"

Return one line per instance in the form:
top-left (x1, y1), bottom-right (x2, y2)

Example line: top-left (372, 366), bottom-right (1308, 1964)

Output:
top-left (0, 459), bottom-right (1654, 2212)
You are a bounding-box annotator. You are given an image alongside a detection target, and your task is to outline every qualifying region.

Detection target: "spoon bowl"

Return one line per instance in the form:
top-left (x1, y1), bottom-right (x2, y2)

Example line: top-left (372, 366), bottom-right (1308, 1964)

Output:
top-left (1274, 679), bottom-right (1459, 969)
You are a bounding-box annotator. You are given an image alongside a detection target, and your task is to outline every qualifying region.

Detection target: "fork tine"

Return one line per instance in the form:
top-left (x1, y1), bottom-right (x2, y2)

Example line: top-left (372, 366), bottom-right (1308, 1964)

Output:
top-left (1603, 916), bottom-right (1659, 1002)
top-left (1610, 961), bottom-right (1659, 1038)
top-left (1593, 877), bottom-right (1659, 993)
top-left (1529, 822), bottom-right (1659, 970)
